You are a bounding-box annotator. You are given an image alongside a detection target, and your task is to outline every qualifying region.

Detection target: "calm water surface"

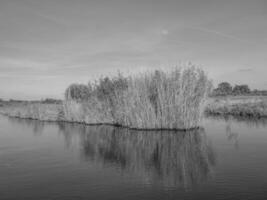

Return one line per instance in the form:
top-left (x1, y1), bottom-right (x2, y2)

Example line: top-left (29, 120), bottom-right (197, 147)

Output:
top-left (1, 115), bottom-right (267, 200)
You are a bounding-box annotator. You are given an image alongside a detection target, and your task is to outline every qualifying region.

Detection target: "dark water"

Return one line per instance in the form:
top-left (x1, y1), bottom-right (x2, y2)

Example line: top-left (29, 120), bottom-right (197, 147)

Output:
top-left (1, 115), bottom-right (267, 200)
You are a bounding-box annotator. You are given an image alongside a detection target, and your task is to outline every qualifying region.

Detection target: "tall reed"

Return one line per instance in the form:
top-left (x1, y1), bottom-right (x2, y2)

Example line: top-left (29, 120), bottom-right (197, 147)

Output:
top-left (64, 66), bottom-right (211, 130)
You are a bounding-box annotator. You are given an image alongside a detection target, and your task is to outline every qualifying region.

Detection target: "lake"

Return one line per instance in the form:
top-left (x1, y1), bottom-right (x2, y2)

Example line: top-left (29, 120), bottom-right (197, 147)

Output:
top-left (1, 115), bottom-right (267, 200)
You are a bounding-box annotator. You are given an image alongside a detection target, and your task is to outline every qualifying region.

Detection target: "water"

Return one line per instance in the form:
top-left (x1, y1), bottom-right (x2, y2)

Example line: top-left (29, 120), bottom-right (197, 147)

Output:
top-left (0, 115), bottom-right (267, 200)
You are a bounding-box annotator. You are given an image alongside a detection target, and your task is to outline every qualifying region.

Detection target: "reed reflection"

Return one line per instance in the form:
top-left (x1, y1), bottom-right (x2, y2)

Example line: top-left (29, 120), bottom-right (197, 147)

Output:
top-left (206, 115), bottom-right (267, 149)
top-left (8, 117), bottom-right (45, 136)
top-left (226, 121), bottom-right (239, 149)
top-left (58, 124), bottom-right (216, 188)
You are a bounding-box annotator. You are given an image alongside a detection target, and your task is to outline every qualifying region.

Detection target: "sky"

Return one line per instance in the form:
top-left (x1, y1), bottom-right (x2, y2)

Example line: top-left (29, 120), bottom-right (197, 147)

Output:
top-left (0, 0), bottom-right (266, 100)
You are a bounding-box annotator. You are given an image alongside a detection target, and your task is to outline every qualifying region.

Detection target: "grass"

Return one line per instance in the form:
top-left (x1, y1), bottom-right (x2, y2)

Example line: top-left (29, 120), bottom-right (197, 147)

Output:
top-left (64, 66), bottom-right (211, 130)
top-left (0, 103), bottom-right (64, 121)
top-left (206, 96), bottom-right (267, 117)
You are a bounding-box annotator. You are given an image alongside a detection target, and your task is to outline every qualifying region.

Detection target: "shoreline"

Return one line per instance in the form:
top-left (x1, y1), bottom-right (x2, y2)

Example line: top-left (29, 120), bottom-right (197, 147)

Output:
top-left (0, 113), bottom-right (202, 132)
top-left (3, 108), bottom-right (267, 132)
top-left (205, 110), bottom-right (267, 118)
top-left (2, 95), bottom-right (267, 131)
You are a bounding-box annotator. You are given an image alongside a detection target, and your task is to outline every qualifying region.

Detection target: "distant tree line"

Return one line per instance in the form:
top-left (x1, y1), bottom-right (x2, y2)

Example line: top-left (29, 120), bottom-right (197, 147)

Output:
top-left (212, 82), bottom-right (267, 96)
top-left (2, 98), bottom-right (63, 104)
top-left (40, 98), bottom-right (62, 104)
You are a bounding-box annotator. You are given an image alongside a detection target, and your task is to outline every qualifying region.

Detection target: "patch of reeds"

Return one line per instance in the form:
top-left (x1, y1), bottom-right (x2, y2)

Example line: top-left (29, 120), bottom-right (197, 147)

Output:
top-left (64, 66), bottom-right (211, 130)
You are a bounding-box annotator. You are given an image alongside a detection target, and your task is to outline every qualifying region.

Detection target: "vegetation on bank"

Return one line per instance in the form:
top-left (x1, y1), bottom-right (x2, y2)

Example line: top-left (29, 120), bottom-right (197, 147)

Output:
top-left (206, 96), bottom-right (267, 117)
top-left (0, 103), bottom-right (64, 121)
top-left (3, 67), bottom-right (267, 126)
top-left (206, 81), bottom-right (267, 117)
top-left (2, 95), bottom-right (267, 124)
top-left (63, 67), bottom-right (211, 130)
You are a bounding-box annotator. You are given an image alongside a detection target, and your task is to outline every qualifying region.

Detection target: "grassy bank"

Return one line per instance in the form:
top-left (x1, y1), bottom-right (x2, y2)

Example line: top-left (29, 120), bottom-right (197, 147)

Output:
top-left (0, 103), bottom-right (64, 121)
top-left (63, 67), bottom-right (210, 130)
top-left (206, 96), bottom-right (267, 117)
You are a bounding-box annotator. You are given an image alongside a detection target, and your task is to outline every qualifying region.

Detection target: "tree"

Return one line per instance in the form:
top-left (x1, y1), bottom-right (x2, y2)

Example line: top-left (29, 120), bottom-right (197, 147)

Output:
top-left (213, 82), bottom-right (232, 96)
top-left (232, 85), bottom-right (250, 95)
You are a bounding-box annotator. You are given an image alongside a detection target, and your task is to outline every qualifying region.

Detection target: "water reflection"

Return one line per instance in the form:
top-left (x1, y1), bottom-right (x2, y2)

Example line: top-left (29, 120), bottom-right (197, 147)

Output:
top-left (206, 114), bottom-right (267, 128)
top-left (58, 123), bottom-right (216, 188)
top-left (226, 121), bottom-right (239, 149)
top-left (206, 115), bottom-right (267, 149)
top-left (8, 117), bottom-right (45, 136)
top-left (5, 117), bottom-right (216, 188)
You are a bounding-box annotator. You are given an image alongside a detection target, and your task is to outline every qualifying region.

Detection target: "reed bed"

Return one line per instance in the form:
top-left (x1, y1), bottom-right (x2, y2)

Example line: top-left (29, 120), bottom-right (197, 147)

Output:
top-left (0, 66), bottom-right (210, 130)
top-left (64, 66), bottom-right (211, 130)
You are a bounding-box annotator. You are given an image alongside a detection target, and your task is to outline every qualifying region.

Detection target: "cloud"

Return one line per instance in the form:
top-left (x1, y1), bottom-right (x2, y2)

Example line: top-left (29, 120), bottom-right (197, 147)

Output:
top-left (187, 26), bottom-right (258, 45)
top-left (237, 68), bottom-right (253, 72)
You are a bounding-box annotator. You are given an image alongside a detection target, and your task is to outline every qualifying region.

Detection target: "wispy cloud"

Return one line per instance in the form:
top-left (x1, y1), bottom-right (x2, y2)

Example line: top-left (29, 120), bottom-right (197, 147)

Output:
top-left (33, 11), bottom-right (70, 27)
top-left (187, 26), bottom-right (258, 45)
top-left (237, 68), bottom-right (254, 72)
